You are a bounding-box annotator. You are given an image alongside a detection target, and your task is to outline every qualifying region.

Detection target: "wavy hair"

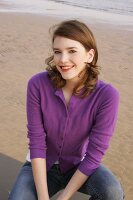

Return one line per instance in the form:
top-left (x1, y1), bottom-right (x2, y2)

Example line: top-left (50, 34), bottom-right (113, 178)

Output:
top-left (45, 20), bottom-right (100, 98)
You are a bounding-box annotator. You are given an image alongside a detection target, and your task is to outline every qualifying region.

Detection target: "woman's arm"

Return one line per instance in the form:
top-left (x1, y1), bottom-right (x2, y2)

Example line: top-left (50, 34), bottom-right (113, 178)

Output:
top-left (26, 76), bottom-right (49, 199)
top-left (32, 158), bottom-right (49, 200)
top-left (57, 85), bottom-right (119, 200)
top-left (78, 85), bottom-right (119, 176)
top-left (57, 169), bottom-right (88, 200)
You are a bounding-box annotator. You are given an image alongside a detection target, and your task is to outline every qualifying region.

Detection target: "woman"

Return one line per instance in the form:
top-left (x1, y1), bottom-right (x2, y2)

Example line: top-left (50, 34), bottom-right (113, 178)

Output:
top-left (8, 20), bottom-right (124, 200)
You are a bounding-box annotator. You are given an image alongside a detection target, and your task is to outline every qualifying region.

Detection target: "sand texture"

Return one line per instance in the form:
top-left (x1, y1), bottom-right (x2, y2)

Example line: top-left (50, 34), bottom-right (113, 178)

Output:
top-left (0, 12), bottom-right (133, 200)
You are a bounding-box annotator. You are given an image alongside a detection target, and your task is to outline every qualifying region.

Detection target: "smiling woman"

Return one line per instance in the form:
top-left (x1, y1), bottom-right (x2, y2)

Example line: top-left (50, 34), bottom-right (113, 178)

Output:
top-left (8, 20), bottom-right (124, 200)
top-left (53, 37), bottom-right (94, 81)
top-left (46, 20), bottom-right (100, 98)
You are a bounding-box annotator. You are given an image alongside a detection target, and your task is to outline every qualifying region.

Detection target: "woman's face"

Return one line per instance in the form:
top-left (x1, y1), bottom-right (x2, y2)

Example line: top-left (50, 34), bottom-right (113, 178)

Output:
top-left (53, 36), bottom-right (94, 83)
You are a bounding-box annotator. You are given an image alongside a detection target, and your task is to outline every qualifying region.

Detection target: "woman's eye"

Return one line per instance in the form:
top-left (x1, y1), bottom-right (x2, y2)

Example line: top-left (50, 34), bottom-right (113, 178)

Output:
top-left (54, 51), bottom-right (61, 54)
top-left (69, 50), bottom-right (76, 53)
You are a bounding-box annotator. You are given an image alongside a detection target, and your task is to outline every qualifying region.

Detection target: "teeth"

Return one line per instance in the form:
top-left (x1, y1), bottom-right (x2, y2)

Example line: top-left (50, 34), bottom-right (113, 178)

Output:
top-left (62, 67), bottom-right (72, 69)
top-left (61, 65), bottom-right (74, 69)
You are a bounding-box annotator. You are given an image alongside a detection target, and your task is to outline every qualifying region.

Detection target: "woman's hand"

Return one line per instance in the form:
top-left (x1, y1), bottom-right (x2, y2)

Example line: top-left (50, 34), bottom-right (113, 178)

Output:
top-left (38, 198), bottom-right (50, 200)
top-left (56, 196), bottom-right (69, 200)
top-left (56, 169), bottom-right (88, 200)
top-left (31, 159), bottom-right (49, 200)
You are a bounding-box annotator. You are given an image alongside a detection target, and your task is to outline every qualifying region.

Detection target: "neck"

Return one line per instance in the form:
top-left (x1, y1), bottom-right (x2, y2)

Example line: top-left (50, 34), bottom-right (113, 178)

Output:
top-left (64, 77), bottom-right (80, 93)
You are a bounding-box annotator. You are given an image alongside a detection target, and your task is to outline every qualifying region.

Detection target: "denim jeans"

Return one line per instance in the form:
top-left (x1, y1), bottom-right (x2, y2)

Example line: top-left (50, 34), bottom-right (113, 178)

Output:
top-left (8, 161), bottom-right (124, 200)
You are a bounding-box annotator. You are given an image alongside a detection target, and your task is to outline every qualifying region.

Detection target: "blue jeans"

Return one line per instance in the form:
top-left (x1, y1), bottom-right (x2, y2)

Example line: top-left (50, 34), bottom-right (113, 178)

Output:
top-left (8, 161), bottom-right (124, 200)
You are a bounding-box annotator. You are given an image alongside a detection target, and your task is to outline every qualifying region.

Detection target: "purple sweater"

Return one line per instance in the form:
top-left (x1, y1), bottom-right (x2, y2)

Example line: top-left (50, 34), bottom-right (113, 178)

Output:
top-left (26, 71), bottom-right (119, 176)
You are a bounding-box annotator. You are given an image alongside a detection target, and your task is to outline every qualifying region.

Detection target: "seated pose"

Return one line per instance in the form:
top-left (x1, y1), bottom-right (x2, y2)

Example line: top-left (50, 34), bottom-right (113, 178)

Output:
top-left (8, 20), bottom-right (124, 200)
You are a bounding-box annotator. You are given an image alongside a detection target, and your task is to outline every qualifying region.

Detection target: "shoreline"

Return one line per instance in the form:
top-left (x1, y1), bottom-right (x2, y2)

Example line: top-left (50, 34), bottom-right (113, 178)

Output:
top-left (0, 11), bottom-right (133, 33)
top-left (0, 0), bottom-right (133, 26)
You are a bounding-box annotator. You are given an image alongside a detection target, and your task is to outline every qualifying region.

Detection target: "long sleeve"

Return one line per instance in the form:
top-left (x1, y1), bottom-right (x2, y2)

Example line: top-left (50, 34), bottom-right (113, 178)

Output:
top-left (78, 85), bottom-right (119, 176)
top-left (26, 77), bottom-right (47, 159)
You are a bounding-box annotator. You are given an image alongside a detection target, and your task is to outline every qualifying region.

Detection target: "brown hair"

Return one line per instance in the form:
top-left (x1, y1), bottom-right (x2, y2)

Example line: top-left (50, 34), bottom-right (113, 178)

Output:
top-left (45, 20), bottom-right (100, 98)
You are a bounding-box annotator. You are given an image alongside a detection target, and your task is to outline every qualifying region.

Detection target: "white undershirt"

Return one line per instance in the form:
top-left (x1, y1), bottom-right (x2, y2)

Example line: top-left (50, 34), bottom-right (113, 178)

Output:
top-left (26, 151), bottom-right (85, 163)
top-left (26, 151), bottom-right (59, 164)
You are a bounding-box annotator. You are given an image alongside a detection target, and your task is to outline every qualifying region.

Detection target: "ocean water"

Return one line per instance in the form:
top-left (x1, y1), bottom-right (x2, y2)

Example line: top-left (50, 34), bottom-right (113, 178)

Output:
top-left (51, 0), bottom-right (133, 16)
top-left (0, 0), bottom-right (133, 16)
top-left (0, 0), bottom-right (133, 25)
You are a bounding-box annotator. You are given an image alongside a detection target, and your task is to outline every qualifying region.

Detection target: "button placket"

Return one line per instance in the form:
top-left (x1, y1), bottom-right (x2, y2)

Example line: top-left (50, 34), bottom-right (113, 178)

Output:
top-left (57, 116), bottom-right (69, 160)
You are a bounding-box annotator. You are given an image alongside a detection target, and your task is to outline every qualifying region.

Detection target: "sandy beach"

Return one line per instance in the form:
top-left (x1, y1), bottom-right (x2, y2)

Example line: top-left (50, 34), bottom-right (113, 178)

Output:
top-left (0, 3), bottom-right (133, 199)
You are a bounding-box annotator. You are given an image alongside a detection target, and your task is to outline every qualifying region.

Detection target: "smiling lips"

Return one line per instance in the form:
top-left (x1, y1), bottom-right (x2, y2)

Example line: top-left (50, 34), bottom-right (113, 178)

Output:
top-left (60, 65), bottom-right (74, 72)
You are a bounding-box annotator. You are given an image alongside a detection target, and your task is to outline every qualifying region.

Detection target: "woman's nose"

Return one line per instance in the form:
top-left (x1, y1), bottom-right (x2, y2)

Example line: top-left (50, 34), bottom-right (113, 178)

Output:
top-left (59, 53), bottom-right (69, 63)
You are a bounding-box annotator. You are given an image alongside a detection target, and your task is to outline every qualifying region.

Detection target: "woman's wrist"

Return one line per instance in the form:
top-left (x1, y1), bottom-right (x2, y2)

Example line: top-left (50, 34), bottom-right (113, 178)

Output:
top-left (38, 195), bottom-right (50, 200)
top-left (38, 191), bottom-right (50, 200)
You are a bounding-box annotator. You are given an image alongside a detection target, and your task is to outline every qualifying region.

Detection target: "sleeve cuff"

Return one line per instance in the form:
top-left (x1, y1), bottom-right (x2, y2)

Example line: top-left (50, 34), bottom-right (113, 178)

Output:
top-left (78, 159), bottom-right (99, 176)
top-left (30, 149), bottom-right (46, 160)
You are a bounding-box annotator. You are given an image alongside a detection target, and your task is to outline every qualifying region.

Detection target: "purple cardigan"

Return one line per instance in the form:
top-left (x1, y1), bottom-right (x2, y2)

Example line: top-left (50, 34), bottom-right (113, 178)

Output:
top-left (26, 71), bottom-right (119, 176)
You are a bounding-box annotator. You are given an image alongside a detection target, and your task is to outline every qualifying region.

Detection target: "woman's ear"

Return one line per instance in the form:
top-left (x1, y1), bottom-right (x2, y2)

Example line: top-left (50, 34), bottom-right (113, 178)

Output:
top-left (87, 49), bottom-right (95, 63)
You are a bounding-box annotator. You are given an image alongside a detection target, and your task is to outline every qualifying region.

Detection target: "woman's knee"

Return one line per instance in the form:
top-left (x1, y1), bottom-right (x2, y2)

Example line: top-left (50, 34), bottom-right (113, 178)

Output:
top-left (8, 162), bottom-right (37, 200)
top-left (86, 164), bottom-right (125, 200)
top-left (102, 180), bottom-right (125, 200)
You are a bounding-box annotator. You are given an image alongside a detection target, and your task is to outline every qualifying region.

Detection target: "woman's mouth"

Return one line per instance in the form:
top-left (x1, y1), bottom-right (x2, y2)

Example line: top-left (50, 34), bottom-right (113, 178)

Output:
top-left (60, 65), bottom-right (74, 72)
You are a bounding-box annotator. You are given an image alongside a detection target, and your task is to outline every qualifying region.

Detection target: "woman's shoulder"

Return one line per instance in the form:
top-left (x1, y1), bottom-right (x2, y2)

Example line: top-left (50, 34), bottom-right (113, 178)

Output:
top-left (27, 71), bottom-right (52, 91)
top-left (27, 70), bottom-right (50, 86)
top-left (97, 79), bottom-right (119, 100)
top-left (28, 71), bottom-right (48, 82)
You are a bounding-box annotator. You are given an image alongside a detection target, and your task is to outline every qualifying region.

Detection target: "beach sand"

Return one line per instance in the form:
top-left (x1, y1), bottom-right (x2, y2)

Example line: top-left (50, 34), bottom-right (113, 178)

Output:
top-left (0, 10), bottom-right (133, 200)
